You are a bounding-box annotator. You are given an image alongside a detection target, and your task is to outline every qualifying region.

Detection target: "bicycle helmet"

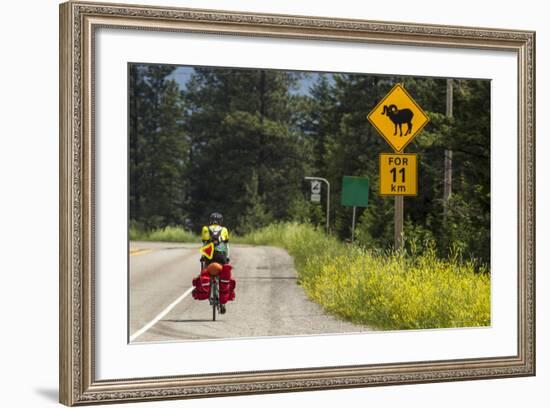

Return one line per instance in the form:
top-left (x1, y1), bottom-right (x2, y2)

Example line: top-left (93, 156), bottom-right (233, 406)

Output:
top-left (209, 211), bottom-right (223, 225)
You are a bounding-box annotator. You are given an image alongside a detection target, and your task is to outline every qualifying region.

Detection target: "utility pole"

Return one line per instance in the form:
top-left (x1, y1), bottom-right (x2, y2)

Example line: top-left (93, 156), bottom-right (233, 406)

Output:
top-left (443, 79), bottom-right (453, 223)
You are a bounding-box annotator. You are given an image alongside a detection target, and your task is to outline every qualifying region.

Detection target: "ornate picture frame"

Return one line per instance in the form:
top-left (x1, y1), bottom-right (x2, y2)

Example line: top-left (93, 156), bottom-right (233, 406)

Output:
top-left (59, 1), bottom-right (535, 405)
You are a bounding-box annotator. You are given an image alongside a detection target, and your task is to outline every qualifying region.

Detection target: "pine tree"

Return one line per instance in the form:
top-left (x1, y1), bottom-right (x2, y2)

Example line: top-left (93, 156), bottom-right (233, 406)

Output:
top-left (129, 64), bottom-right (189, 228)
top-left (184, 67), bottom-right (310, 233)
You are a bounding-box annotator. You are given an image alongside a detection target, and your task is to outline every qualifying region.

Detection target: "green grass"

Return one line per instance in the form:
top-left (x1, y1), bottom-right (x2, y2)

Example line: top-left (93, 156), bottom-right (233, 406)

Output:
top-left (238, 222), bottom-right (490, 330)
top-left (129, 225), bottom-right (197, 243)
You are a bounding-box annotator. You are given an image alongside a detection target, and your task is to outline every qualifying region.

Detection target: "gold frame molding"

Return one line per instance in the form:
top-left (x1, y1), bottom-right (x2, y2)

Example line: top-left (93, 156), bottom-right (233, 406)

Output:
top-left (59, 1), bottom-right (536, 405)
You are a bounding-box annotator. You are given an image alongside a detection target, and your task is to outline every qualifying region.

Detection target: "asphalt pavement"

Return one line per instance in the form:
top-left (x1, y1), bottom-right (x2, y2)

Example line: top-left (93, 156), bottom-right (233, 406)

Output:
top-left (129, 242), bottom-right (370, 342)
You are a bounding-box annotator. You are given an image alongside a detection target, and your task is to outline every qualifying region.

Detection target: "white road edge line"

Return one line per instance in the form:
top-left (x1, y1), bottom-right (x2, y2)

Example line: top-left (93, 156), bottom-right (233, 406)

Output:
top-left (130, 287), bottom-right (194, 342)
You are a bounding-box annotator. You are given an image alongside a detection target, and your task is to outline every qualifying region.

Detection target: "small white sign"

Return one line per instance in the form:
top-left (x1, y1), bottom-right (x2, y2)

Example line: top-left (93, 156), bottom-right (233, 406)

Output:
top-left (311, 193), bottom-right (321, 202)
top-left (311, 180), bottom-right (321, 194)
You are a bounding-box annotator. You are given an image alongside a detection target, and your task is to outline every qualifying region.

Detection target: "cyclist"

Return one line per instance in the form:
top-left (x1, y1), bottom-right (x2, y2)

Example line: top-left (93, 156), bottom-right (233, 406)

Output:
top-left (201, 212), bottom-right (230, 314)
top-left (201, 211), bottom-right (230, 265)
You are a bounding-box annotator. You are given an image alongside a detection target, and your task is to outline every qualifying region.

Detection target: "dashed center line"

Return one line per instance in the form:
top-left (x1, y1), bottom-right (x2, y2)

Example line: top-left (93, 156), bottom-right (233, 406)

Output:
top-left (130, 248), bottom-right (153, 256)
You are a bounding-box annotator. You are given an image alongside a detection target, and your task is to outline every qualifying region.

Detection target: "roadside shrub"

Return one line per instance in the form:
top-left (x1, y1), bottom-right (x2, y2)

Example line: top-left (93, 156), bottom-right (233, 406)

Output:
top-left (239, 223), bottom-right (490, 330)
top-left (129, 224), bottom-right (197, 243)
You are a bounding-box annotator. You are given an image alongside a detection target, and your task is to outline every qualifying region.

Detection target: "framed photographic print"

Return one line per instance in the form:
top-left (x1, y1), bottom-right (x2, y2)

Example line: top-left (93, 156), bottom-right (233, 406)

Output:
top-left (59, 1), bottom-right (535, 405)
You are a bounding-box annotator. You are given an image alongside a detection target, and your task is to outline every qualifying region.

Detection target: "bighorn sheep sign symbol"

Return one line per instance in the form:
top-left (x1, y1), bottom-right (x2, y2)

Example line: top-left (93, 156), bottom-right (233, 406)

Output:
top-left (367, 83), bottom-right (429, 153)
top-left (381, 104), bottom-right (414, 137)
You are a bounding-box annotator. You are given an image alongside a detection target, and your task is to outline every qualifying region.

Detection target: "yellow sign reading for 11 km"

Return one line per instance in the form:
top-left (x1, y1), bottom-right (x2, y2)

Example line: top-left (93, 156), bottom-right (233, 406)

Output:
top-left (379, 153), bottom-right (418, 196)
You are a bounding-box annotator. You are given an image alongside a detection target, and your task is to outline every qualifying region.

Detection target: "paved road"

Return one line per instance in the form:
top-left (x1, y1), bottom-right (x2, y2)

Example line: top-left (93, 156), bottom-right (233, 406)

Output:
top-left (129, 242), bottom-right (370, 343)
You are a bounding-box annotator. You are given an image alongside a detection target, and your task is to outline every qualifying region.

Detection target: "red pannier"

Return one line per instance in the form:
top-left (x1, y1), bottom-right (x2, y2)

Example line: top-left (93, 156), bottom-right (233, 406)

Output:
top-left (219, 264), bottom-right (236, 304)
top-left (229, 279), bottom-right (236, 301)
top-left (191, 270), bottom-right (210, 300)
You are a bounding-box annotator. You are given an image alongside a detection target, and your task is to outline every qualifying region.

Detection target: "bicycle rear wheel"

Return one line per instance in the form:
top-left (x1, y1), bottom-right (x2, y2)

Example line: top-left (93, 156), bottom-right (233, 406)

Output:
top-left (211, 277), bottom-right (219, 321)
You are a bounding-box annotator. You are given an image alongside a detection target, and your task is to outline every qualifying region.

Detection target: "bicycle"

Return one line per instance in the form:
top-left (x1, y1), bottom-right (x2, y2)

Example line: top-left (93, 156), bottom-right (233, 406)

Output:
top-left (209, 274), bottom-right (221, 321)
top-left (201, 259), bottom-right (225, 321)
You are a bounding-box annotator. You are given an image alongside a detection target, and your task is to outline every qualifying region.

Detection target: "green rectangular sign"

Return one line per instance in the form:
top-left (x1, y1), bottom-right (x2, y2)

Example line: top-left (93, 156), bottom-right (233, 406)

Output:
top-left (341, 176), bottom-right (369, 207)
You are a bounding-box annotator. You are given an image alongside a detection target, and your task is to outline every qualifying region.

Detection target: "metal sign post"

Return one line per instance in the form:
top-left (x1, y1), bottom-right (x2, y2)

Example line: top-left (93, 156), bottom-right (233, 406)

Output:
top-left (351, 206), bottom-right (357, 242)
top-left (305, 176), bottom-right (330, 234)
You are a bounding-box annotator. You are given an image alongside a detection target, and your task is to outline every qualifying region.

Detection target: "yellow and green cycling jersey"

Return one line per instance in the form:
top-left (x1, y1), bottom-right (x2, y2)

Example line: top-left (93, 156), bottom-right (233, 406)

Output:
top-left (201, 224), bottom-right (229, 243)
top-left (201, 224), bottom-right (229, 263)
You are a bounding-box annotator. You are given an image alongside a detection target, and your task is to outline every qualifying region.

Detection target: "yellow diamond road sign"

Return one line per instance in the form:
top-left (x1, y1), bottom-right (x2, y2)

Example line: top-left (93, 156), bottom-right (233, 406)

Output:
top-left (379, 153), bottom-right (418, 196)
top-left (367, 84), bottom-right (429, 152)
